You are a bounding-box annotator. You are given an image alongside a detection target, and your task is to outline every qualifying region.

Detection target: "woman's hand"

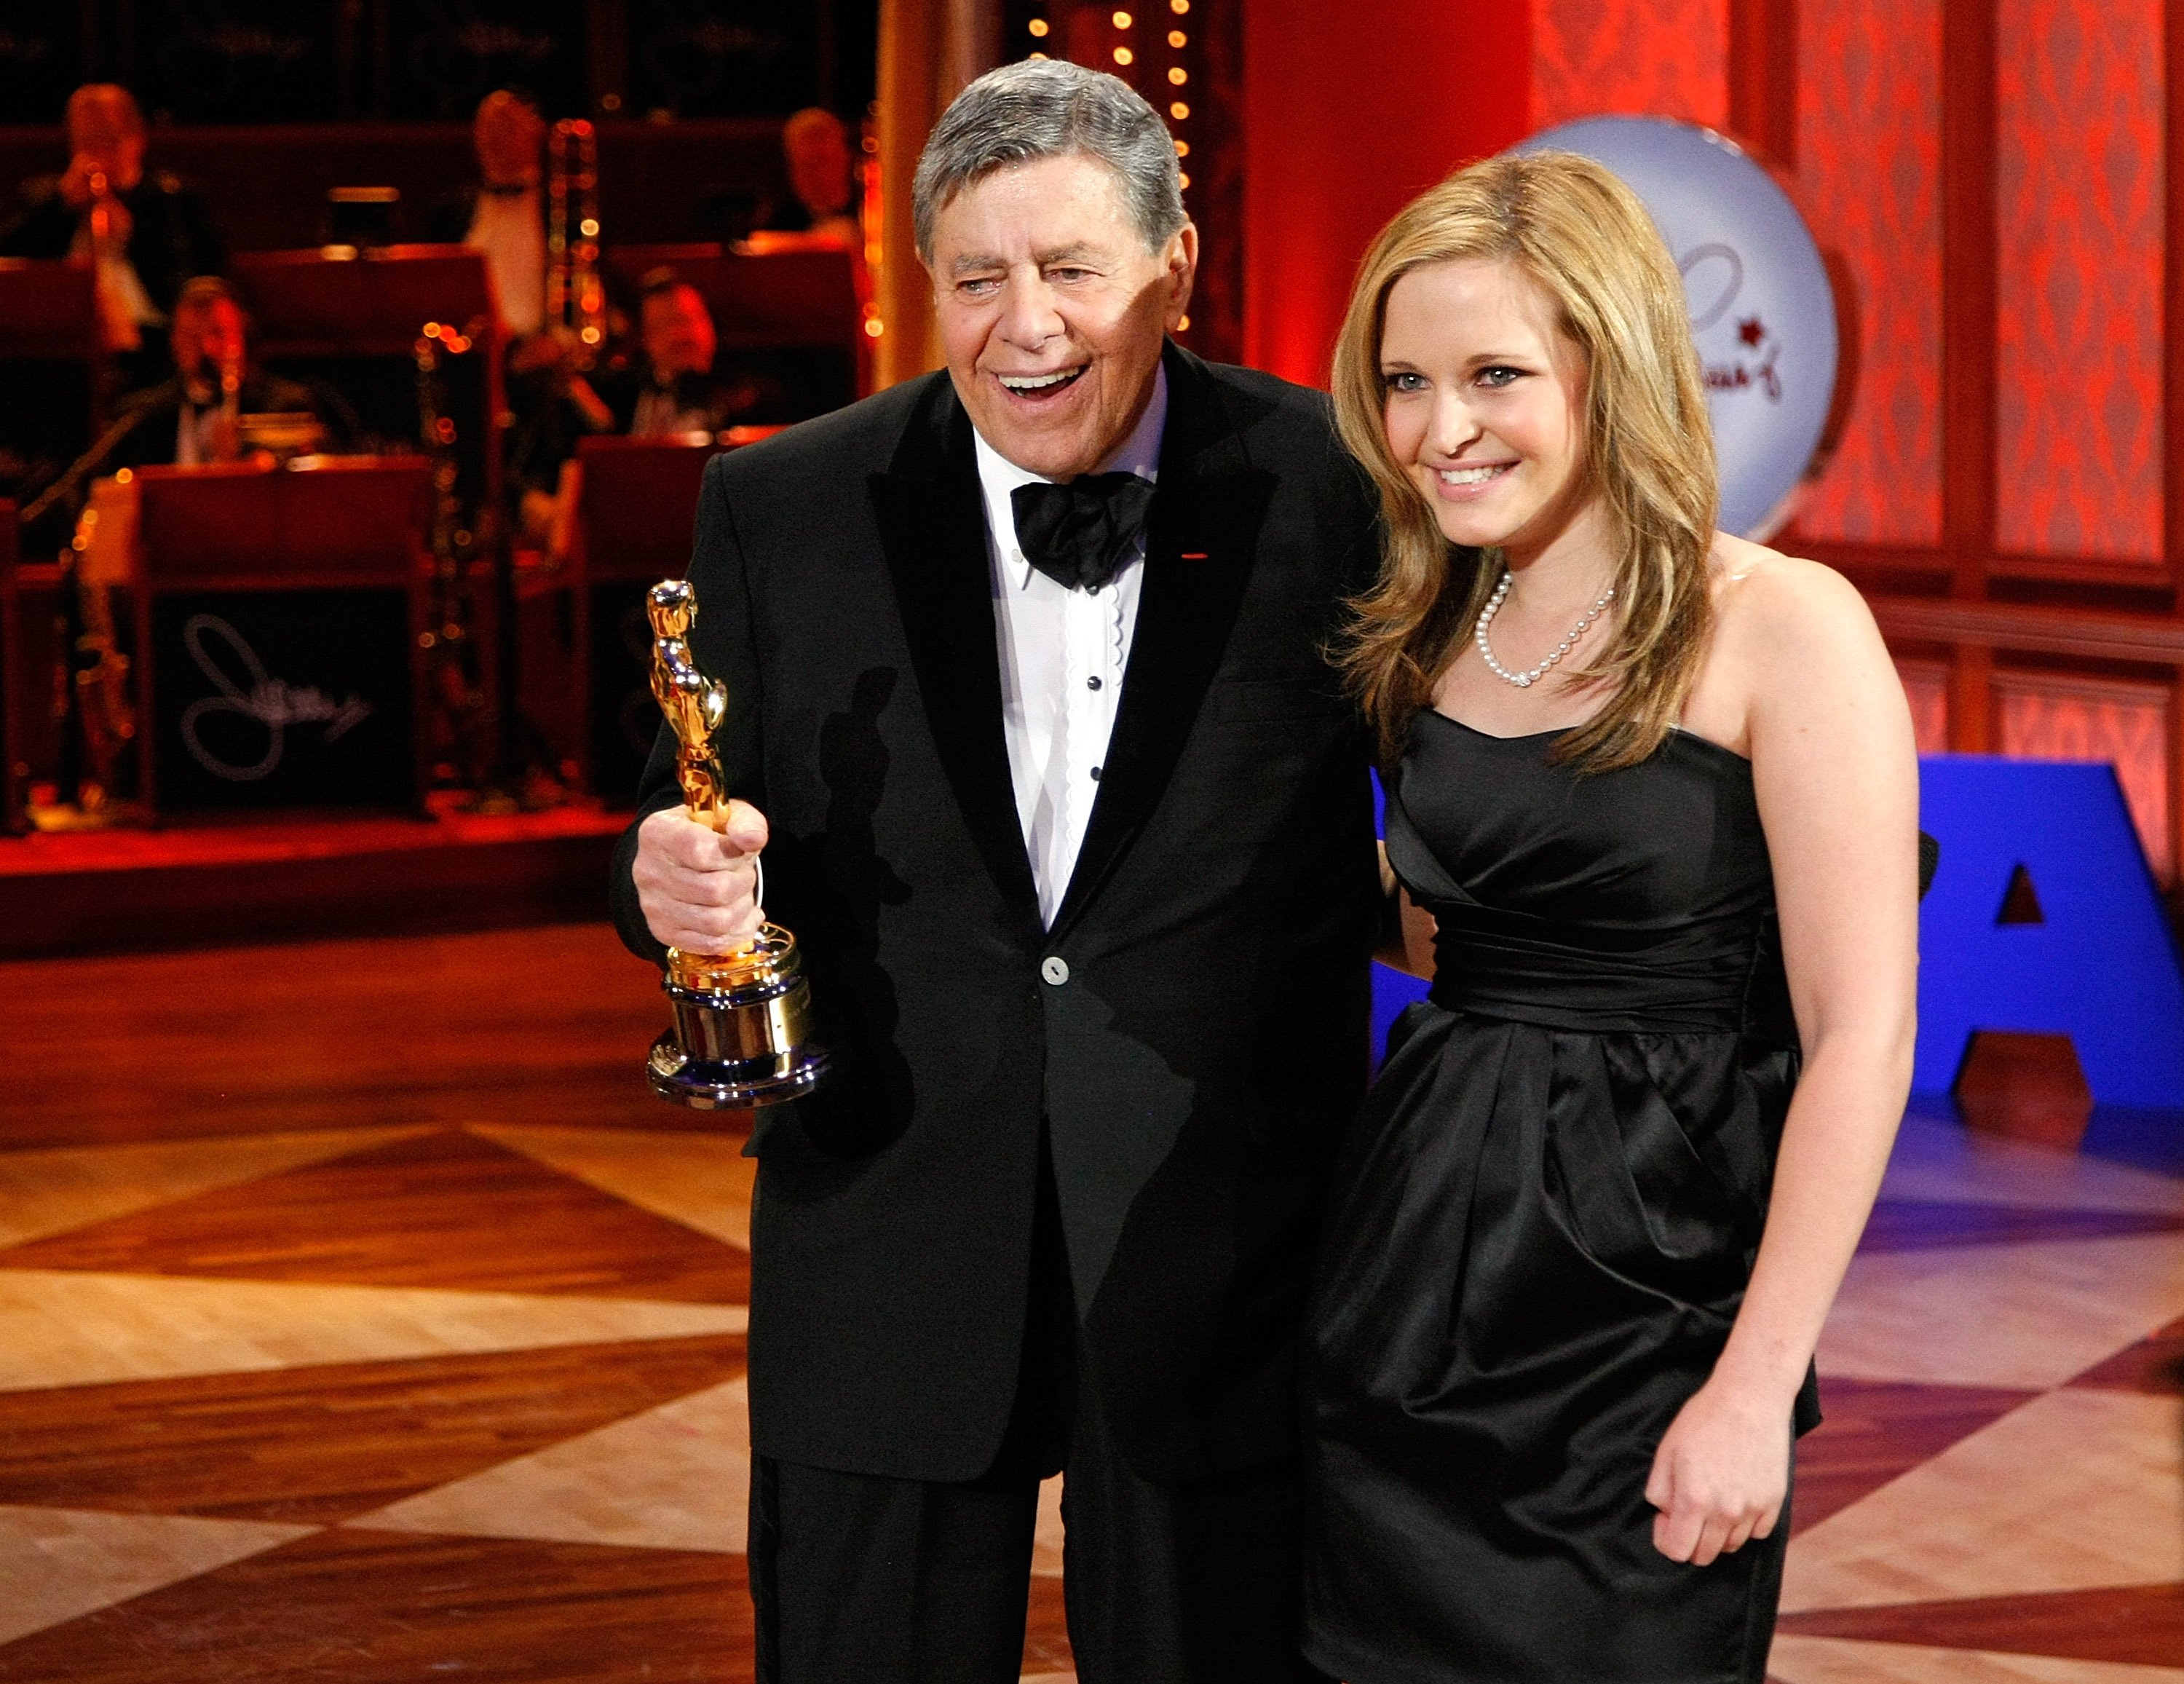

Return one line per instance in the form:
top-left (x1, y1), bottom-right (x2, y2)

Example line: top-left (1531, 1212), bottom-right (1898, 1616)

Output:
top-left (1643, 1377), bottom-right (1791, 1566)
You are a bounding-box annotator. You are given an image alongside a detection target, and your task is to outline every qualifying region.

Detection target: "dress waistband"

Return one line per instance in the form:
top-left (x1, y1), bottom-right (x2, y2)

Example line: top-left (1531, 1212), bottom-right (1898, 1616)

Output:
top-left (1425, 911), bottom-right (1796, 1043)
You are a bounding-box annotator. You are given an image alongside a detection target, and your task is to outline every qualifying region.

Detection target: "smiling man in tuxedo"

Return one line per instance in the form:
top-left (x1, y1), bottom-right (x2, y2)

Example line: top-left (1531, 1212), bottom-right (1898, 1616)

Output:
top-left (612, 59), bottom-right (1378, 1684)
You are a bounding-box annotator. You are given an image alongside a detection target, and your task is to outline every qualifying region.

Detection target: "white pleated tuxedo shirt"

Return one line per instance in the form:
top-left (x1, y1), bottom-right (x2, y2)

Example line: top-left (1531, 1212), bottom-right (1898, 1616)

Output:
top-left (972, 365), bottom-right (1168, 928)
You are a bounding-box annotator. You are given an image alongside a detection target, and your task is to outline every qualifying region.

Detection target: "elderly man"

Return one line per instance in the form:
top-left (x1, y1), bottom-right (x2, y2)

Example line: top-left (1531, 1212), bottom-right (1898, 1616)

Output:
top-left (612, 61), bottom-right (1376, 1683)
top-left (761, 106), bottom-right (860, 245)
top-left (0, 83), bottom-right (225, 371)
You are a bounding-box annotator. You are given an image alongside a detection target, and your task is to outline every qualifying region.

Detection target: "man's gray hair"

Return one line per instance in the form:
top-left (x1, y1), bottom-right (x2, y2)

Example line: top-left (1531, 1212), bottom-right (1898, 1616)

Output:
top-left (912, 60), bottom-right (1186, 262)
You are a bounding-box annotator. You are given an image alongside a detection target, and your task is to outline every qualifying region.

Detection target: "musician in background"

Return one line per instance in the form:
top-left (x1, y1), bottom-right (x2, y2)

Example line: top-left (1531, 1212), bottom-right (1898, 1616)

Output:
top-left (0, 84), bottom-right (225, 380)
top-left (601, 269), bottom-right (770, 438)
top-left (435, 89), bottom-right (622, 542)
top-left (762, 108), bottom-right (859, 245)
top-left (79, 278), bottom-right (357, 474)
top-left (431, 89), bottom-right (549, 340)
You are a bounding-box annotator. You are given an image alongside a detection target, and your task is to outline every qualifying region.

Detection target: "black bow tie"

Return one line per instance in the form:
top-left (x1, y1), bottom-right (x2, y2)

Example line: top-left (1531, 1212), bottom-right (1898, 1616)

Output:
top-left (1011, 473), bottom-right (1155, 593)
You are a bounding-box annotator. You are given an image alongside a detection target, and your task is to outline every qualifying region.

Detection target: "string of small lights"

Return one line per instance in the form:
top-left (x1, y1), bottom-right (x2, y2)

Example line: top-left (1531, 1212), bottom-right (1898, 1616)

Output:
top-left (1018, 3), bottom-right (1198, 335)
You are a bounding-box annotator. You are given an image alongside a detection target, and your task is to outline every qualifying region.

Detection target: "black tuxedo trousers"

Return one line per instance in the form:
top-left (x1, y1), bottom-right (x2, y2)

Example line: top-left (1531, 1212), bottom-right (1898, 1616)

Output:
top-left (610, 344), bottom-right (1381, 1667)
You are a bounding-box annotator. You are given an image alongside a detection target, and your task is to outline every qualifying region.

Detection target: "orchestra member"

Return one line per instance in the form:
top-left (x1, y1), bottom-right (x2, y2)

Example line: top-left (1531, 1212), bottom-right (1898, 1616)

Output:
top-left (431, 88), bottom-right (550, 340)
top-left (434, 89), bottom-right (623, 539)
top-left (762, 106), bottom-right (859, 245)
top-left (601, 270), bottom-right (769, 438)
top-left (87, 278), bottom-right (357, 473)
top-left (0, 84), bottom-right (225, 376)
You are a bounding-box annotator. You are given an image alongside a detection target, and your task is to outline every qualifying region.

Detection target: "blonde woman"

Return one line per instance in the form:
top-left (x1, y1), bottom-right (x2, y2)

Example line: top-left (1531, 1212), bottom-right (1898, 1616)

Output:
top-left (1302, 152), bottom-right (1917, 1683)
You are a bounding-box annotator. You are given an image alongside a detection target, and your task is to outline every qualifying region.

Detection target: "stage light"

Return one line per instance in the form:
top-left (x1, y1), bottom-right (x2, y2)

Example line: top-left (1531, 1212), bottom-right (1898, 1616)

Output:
top-left (1113, 9), bottom-right (1133, 25)
top-left (1171, 0), bottom-right (1189, 11)
top-left (1028, 17), bottom-right (1048, 36)
top-left (1178, 315), bottom-right (1190, 330)
top-left (1174, 138), bottom-right (1189, 156)
top-left (1179, 172), bottom-right (1190, 189)
top-left (1168, 66), bottom-right (1187, 84)
top-left (1029, 50), bottom-right (1048, 58)
top-left (1170, 100), bottom-right (1188, 119)
top-left (1169, 29), bottom-right (1186, 47)
top-left (1114, 46), bottom-right (1133, 64)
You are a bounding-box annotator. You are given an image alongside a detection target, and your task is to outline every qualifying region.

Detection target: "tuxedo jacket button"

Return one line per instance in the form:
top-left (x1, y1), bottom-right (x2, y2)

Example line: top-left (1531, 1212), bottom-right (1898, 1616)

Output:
top-left (1040, 955), bottom-right (1070, 986)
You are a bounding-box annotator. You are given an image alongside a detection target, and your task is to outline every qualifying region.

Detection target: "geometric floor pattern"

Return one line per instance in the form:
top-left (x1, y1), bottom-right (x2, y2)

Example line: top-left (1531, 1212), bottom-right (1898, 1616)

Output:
top-left (0, 926), bottom-right (2180, 1680)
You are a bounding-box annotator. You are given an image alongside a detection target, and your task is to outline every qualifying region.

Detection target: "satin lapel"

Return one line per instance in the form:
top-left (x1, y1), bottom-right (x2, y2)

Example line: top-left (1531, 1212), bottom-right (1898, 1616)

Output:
top-left (869, 379), bottom-right (1042, 937)
top-left (1048, 351), bottom-right (1275, 941)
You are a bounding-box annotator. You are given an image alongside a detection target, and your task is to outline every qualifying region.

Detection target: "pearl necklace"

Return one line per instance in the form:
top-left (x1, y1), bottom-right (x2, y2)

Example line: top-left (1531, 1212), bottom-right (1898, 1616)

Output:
top-left (1473, 571), bottom-right (1615, 689)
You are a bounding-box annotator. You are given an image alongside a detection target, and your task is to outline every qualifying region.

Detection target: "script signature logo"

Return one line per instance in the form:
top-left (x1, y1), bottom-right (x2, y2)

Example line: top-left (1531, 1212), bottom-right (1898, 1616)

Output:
top-left (180, 613), bottom-right (373, 782)
top-left (1681, 242), bottom-right (1781, 403)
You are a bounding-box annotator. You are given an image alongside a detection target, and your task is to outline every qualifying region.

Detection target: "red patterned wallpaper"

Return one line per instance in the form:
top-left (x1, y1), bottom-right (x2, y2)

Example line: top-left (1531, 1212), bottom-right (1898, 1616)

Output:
top-left (1995, 0), bottom-right (2164, 564)
top-left (1795, 0), bottom-right (1943, 548)
top-left (1895, 661), bottom-right (1951, 756)
top-left (1532, 0), bottom-right (1728, 131)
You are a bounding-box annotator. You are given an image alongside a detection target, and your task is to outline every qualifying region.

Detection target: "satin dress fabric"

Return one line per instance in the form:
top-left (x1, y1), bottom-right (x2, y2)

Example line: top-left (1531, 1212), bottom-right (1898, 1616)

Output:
top-left (1305, 711), bottom-right (1817, 1684)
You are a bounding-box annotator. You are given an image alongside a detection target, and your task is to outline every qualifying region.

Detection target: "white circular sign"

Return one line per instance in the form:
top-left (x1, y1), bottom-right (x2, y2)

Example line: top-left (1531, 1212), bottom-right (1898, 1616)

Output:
top-left (1520, 117), bottom-right (1840, 540)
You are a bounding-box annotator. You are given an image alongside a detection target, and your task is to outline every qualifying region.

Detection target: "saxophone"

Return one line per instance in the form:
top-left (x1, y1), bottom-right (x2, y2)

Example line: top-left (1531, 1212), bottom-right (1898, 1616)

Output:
top-left (63, 476), bottom-right (139, 814)
top-left (413, 320), bottom-right (488, 783)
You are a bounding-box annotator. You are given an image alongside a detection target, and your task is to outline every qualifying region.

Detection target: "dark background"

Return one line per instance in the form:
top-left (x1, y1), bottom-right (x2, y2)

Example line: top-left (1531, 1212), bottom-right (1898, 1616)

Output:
top-left (0, 0), bottom-right (879, 124)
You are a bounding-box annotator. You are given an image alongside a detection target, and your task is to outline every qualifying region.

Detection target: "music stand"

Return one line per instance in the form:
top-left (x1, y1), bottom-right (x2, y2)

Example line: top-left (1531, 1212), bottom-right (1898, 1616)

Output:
top-left (234, 246), bottom-right (517, 792)
top-left (127, 457), bottom-right (435, 817)
top-left (0, 258), bottom-right (103, 363)
top-left (234, 246), bottom-right (505, 511)
top-left (604, 242), bottom-right (865, 404)
top-left (557, 435), bottom-right (720, 802)
top-left (0, 261), bottom-right (110, 551)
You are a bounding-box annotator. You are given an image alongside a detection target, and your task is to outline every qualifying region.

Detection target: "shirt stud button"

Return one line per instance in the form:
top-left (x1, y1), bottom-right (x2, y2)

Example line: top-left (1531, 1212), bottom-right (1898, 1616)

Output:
top-left (1089, 766), bottom-right (1101, 781)
top-left (1041, 955), bottom-right (1070, 986)
top-left (1087, 675), bottom-right (1103, 690)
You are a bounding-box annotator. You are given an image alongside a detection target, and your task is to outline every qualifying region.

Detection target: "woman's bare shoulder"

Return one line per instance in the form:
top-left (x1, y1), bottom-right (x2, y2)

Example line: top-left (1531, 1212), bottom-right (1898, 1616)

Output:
top-left (1707, 534), bottom-right (1880, 657)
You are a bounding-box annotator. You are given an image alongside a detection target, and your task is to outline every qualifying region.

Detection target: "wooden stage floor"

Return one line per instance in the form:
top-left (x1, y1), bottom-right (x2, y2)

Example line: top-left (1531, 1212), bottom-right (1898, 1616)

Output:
top-left (0, 925), bottom-right (2178, 1680)
top-left (0, 799), bottom-right (629, 961)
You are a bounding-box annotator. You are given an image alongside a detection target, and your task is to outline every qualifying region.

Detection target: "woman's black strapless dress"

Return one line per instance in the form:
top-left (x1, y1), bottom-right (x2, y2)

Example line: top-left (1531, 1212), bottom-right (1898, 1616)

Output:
top-left (1305, 712), bottom-right (1816, 1684)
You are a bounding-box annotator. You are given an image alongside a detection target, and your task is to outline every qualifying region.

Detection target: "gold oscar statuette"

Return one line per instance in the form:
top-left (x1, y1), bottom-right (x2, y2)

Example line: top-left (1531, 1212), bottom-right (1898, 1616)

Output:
top-left (643, 579), bottom-right (831, 1108)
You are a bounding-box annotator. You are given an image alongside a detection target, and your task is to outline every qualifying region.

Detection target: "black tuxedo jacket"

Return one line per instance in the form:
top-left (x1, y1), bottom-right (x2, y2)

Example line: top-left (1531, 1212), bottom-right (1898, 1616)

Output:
top-left (97, 372), bottom-right (360, 473)
top-left (611, 343), bottom-right (1382, 1484)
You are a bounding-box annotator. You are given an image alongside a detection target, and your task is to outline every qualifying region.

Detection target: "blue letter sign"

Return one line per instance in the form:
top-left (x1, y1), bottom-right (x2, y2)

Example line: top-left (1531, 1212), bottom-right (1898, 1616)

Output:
top-left (1915, 756), bottom-right (2184, 1107)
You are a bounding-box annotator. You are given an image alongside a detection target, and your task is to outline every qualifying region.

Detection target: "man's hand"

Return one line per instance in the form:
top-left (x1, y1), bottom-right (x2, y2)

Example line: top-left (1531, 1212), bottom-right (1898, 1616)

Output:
top-left (60, 153), bottom-right (102, 210)
top-left (1644, 1377), bottom-right (1791, 1567)
top-left (633, 800), bottom-right (769, 954)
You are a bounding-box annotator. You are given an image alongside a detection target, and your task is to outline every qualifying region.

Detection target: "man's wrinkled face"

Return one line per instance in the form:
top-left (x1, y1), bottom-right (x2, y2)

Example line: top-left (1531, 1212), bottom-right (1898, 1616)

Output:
top-left (643, 285), bottom-right (716, 378)
top-left (927, 152), bottom-right (1194, 480)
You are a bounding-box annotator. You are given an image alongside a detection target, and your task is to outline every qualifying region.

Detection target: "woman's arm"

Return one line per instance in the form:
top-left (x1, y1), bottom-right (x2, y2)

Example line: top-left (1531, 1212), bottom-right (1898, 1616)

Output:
top-left (1373, 840), bottom-right (1439, 975)
top-left (1647, 553), bottom-right (1920, 1567)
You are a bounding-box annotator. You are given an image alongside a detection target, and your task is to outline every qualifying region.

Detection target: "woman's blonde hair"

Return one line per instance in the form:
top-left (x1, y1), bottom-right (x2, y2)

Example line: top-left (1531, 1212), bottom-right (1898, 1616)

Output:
top-left (1332, 149), bottom-right (1717, 770)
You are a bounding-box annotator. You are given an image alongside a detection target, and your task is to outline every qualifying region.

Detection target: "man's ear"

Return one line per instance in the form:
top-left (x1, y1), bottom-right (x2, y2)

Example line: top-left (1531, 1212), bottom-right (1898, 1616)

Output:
top-left (1164, 222), bottom-right (1199, 327)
